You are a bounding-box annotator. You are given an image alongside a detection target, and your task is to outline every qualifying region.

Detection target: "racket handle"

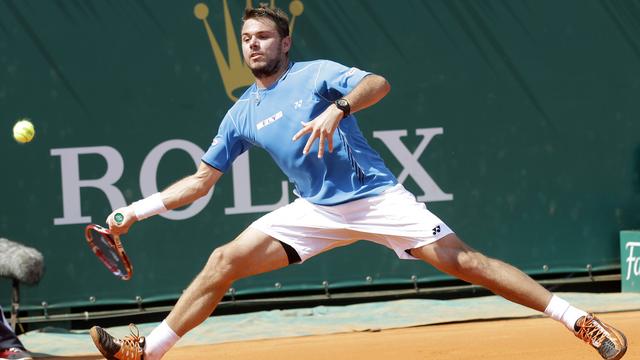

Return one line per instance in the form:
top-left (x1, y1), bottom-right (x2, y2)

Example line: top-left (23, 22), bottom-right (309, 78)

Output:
top-left (114, 212), bottom-right (124, 225)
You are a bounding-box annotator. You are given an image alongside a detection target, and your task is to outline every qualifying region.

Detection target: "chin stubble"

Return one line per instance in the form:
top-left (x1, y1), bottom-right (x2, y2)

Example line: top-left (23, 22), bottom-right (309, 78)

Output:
top-left (251, 57), bottom-right (285, 79)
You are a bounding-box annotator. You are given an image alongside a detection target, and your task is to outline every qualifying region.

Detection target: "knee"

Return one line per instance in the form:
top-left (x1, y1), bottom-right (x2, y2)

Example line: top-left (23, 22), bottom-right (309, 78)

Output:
top-left (201, 246), bottom-right (238, 284)
top-left (448, 251), bottom-right (491, 277)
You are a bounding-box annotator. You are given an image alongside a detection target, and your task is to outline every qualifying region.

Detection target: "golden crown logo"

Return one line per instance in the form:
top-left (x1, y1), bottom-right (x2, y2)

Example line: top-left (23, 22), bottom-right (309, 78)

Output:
top-left (195, 1), bottom-right (304, 101)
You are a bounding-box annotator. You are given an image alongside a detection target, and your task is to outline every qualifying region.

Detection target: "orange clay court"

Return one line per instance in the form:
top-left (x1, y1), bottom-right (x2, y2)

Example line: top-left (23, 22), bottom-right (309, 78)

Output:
top-left (40, 311), bottom-right (638, 360)
top-left (156, 311), bottom-right (640, 360)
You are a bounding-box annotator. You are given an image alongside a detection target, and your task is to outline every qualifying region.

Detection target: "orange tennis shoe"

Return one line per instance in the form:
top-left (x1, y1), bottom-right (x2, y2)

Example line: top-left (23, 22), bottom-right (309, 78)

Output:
top-left (574, 314), bottom-right (627, 360)
top-left (90, 324), bottom-right (145, 360)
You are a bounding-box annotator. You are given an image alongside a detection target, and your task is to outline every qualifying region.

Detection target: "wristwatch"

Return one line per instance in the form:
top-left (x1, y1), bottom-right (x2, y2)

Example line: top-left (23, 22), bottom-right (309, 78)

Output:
top-left (334, 98), bottom-right (351, 118)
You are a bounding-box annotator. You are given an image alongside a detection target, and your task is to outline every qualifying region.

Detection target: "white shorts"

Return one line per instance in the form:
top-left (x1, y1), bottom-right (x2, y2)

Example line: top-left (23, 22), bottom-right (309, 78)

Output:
top-left (250, 184), bottom-right (454, 263)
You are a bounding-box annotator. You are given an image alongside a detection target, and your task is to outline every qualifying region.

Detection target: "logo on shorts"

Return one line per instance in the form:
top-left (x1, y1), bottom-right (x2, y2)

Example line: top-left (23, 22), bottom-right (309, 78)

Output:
top-left (432, 225), bottom-right (441, 236)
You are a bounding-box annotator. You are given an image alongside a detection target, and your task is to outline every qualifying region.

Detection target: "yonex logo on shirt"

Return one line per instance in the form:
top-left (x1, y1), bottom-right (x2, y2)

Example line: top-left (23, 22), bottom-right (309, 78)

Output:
top-left (256, 111), bottom-right (284, 130)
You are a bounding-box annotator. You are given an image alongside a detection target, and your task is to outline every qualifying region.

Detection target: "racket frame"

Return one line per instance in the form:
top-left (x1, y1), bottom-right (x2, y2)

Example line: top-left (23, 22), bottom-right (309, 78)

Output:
top-left (85, 224), bottom-right (133, 280)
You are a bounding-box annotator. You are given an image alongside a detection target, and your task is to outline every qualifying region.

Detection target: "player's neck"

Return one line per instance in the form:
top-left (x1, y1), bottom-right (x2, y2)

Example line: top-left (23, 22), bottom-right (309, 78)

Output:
top-left (254, 59), bottom-right (290, 89)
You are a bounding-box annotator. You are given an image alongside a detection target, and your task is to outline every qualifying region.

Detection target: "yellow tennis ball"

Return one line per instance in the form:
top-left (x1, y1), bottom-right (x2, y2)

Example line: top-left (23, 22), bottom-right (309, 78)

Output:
top-left (13, 119), bottom-right (35, 144)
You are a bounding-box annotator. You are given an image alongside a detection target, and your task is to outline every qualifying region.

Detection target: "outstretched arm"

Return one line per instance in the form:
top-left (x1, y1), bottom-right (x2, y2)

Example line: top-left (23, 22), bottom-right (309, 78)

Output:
top-left (292, 74), bottom-right (390, 158)
top-left (155, 162), bottom-right (221, 209)
top-left (106, 162), bottom-right (223, 234)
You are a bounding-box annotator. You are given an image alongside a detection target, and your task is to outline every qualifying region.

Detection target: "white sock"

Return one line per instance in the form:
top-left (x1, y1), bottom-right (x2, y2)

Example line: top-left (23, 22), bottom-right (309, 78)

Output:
top-left (144, 320), bottom-right (181, 360)
top-left (544, 295), bottom-right (588, 332)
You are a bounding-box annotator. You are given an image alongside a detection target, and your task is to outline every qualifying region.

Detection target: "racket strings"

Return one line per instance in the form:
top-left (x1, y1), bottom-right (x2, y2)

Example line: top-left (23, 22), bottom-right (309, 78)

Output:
top-left (86, 225), bottom-right (133, 280)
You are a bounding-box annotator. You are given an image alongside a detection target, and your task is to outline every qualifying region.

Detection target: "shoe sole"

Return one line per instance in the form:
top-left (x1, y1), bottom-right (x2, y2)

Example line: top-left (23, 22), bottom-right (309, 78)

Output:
top-left (610, 330), bottom-right (627, 360)
top-left (603, 323), bottom-right (628, 360)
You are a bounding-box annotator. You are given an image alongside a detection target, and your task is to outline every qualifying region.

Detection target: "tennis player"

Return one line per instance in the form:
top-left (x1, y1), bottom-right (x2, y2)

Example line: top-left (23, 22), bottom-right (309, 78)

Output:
top-left (0, 306), bottom-right (32, 360)
top-left (90, 5), bottom-right (627, 360)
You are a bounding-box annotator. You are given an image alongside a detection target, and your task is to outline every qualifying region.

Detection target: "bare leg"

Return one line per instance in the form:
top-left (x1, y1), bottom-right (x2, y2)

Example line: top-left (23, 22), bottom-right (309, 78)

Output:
top-left (410, 233), bottom-right (552, 312)
top-left (166, 227), bottom-right (290, 336)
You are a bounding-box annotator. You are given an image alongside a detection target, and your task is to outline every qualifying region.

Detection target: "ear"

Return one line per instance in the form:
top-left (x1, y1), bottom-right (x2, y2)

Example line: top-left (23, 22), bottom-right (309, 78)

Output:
top-left (282, 35), bottom-right (292, 53)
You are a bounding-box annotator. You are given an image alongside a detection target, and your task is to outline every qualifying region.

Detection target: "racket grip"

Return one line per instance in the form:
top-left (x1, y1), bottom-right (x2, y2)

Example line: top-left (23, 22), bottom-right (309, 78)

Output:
top-left (114, 212), bottom-right (125, 225)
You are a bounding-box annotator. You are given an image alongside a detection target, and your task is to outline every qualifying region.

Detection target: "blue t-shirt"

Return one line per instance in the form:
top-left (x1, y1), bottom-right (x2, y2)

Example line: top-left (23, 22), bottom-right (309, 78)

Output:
top-left (202, 60), bottom-right (397, 205)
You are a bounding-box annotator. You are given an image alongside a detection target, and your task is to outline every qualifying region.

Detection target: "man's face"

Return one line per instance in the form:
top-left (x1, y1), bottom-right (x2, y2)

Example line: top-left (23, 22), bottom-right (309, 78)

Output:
top-left (241, 18), bottom-right (291, 79)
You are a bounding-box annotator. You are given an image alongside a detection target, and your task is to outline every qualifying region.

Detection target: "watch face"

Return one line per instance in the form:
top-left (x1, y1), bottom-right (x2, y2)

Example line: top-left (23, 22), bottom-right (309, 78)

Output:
top-left (335, 98), bottom-right (350, 118)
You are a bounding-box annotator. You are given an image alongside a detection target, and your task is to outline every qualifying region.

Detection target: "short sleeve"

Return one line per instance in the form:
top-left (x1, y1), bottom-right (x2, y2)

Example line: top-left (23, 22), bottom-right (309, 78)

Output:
top-left (201, 112), bottom-right (252, 172)
top-left (316, 60), bottom-right (371, 100)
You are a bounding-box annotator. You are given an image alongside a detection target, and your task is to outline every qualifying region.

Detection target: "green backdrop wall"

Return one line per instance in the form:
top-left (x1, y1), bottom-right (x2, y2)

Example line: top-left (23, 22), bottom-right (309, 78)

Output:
top-left (1, 0), bottom-right (639, 309)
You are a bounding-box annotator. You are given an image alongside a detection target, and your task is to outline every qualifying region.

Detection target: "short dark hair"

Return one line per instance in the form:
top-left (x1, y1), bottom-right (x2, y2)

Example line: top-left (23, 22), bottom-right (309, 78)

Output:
top-left (243, 3), bottom-right (290, 38)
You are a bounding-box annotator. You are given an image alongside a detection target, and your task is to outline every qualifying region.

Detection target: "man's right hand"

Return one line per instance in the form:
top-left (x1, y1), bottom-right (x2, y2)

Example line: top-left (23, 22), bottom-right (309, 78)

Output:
top-left (106, 207), bottom-right (137, 236)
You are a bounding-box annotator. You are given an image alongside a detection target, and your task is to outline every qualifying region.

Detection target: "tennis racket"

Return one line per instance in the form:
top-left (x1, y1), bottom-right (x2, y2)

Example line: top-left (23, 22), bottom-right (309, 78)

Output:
top-left (85, 212), bottom-right (133, 280)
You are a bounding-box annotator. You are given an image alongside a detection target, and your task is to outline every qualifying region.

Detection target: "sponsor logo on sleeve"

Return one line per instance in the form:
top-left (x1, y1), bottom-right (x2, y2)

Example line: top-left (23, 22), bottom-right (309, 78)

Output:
top-left (346, 67), bottom-right (359, 77)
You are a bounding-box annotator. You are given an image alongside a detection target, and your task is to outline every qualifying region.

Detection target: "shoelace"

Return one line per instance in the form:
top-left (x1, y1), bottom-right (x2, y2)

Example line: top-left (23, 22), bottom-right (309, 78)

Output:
top-left (118, 324), bottom-right (144, 360)
top-left (576, 315), bottom-right (611, 347)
